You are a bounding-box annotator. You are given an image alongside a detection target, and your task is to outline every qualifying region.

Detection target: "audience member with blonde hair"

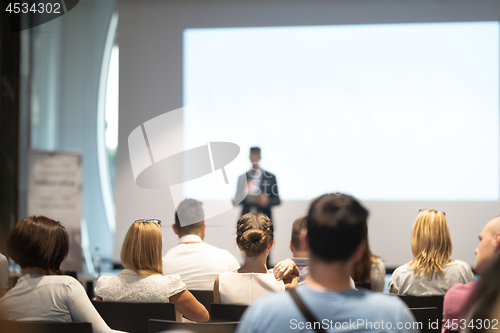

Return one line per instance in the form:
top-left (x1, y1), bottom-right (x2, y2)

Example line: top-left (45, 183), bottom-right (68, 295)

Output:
top-left (389, 209), bottom-right (473, 295)
top-left (0, 216), bottom-right (122, 333)
top-left (213, 213), bottom-right (299, 305)
top-left (95, 220), bottom-right (209, 322)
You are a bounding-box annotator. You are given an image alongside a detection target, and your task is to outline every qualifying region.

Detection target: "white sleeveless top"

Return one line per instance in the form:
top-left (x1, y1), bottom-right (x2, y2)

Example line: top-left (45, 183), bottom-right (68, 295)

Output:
top-left (95, 269), bottom-right (186, 302)
top-left (218, 271), bottom-right (285, 305)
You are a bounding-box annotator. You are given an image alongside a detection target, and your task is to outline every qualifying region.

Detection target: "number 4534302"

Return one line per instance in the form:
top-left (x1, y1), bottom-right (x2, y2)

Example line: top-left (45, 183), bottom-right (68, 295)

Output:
top-left (5, 2), bottom-right (61, 14)
top-left (443, 319), bottom-right (499, 330)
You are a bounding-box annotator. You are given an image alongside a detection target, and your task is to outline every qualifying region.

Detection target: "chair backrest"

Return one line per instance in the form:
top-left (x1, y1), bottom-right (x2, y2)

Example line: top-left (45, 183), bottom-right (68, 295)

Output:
top-left (92, 301), bottom-right (176, 333)
top-left (210, 303), bottom-right (248, 322)
top-left (0, 320), bottom-right (92, 333)
top-left (410, 307), bottom-right (440, 333)
top-left (148, 319), bottom-right (239, 333)
top-left (189, 290), bottom-right (214, 315)
top-left (396, 295), bottom-right (444, 329)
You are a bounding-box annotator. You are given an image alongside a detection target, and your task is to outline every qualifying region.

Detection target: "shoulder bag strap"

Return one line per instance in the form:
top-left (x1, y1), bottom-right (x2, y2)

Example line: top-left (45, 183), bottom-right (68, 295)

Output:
top-left (288, 288), bottom-right (327, 333)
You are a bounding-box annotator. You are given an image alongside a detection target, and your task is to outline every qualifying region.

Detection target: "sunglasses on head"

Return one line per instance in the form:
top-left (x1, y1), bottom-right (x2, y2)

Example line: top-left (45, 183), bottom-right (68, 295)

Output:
top-left (134, 219), bottom-right (162, 227)
top-left (419, 209), bottom-right (446, 216)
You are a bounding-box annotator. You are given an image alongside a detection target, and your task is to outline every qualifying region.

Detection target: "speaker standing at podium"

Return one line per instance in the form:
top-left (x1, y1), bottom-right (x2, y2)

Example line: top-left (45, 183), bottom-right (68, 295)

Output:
top-left (235, 147), bottom-right (281, 221)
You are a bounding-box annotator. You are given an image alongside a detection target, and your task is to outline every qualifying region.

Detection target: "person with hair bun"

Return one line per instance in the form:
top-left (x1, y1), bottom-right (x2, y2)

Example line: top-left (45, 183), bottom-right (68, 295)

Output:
top-left (0, 216), bottom-right (123, 333)
top-left (213, 213), bottom-right (299, 305)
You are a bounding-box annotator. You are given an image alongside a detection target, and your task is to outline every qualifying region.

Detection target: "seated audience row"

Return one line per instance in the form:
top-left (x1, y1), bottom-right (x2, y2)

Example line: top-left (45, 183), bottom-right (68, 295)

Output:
top-left (237, 193), bottom-right (418, 333)
top-left (0, 198), bottom-right (496, 333)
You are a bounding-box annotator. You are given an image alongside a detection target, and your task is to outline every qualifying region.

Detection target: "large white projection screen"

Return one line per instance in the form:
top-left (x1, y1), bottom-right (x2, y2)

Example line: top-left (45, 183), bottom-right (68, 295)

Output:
top-left (184, 22), bottom-right (499, 202)
top-left (116, 0), bottom-right (500, 269)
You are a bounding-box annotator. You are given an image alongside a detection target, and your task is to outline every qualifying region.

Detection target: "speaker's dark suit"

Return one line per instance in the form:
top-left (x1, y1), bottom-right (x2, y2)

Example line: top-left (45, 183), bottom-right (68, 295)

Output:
top-left (235, 169), bottom-right (280, 220)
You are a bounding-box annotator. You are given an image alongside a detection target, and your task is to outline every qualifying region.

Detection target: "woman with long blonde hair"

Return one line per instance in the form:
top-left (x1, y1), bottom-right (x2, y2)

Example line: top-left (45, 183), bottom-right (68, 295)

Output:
top-left (95, 220), bottom-right (209, 322)
top-left (389, 209), bottom-right (473, 296)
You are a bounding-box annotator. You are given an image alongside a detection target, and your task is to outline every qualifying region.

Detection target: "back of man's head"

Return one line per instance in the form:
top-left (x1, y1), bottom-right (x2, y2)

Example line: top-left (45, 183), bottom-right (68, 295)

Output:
top-left (174, 199), bottom-right (205, 238)
top-left (307, 193), bottom-right (368, 262)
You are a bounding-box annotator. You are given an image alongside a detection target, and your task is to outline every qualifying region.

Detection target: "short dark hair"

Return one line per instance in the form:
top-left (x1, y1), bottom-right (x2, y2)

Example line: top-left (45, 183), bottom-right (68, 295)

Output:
top-left (307, 194), bottom-right (368, 262)
top-left (236, 213), bottom-right (274, 257)
top-left (174, 199), bottom-right (205, 236)
top-left (250, 147), bottom-right (261, 154)
top-left (7, 216), bottom-right (69, 274)
top-left (291, 216), bottom-right (307, 250)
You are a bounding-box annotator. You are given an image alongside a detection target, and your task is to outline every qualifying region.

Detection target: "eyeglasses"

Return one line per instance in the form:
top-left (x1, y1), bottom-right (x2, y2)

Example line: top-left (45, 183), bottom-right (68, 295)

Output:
top-left (419, 209), bottom-right (446, 216)
top-left (134, 219), bottom-right (162, 227)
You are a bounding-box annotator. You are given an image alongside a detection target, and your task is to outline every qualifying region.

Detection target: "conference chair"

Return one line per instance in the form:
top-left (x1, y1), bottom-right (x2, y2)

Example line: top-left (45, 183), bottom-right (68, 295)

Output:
top-left (396, 295), bottom-right (444, 328)
top-left (148, 319), bottom-right (239, 333)
top-left (189, 290), bottom-right (214, 315)
top-left (0, 320), bottom-right (92, 333)
top-left (210, 303), bottom-right (248, 322)
top-left (92, 300), bottom-right (176, 333)
top-left (409, 307), bottom-right (440, 333)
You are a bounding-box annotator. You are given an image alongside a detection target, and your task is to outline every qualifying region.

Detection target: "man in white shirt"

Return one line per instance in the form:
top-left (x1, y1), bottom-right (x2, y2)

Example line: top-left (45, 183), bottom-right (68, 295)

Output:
top-left (163, 199), bottom-right (240, 290)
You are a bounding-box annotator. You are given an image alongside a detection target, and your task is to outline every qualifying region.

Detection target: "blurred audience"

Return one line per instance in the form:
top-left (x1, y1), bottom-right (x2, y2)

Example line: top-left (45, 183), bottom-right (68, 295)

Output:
top-left (237, 194), bottom-right (417, 333)
top-left (352, 232), bottom-right (386, 292)
top-left (463, 253), bottom-right (500, 333)
top-left (95, 220), bottom-right (208, 322)
top-left (289, 216), bottom-right (309, 282)
top-left (0, 253), bottom-right (8, 298)
top-left (0, 216), bottom-right (122, 333)
top-left (389, 209), bottom-right (473, 295)
top-left (442, 216), bottom-right (499, 333)
top-left (163, 199), bottom-right (240, 290)
top-left (213, 213), bottom-right (299, 305)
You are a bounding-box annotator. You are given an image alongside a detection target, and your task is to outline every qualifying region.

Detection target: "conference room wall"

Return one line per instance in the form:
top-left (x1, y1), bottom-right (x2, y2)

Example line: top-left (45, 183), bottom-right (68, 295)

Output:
top-left (115, 0), bottom-right (500, 267)
top-left (22, 1), bottom-right (117, 270)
